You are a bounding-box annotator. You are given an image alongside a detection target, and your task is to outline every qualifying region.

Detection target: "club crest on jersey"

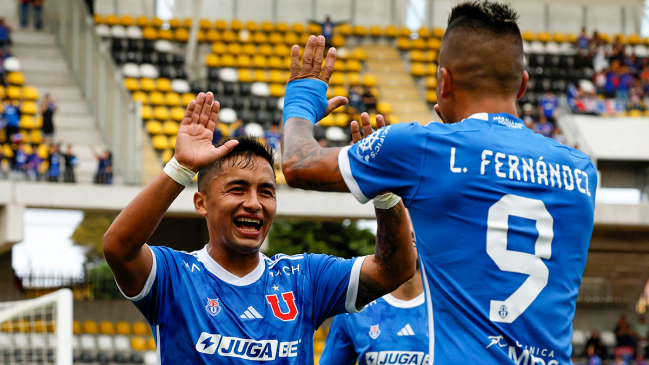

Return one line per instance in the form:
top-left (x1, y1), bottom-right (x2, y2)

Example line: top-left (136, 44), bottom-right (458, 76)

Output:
top-left (498, 305), bottom-right (508, 319)
top-left (265, 292), bottom-right (298, 321)
top-left (369, 324), bottom-right (381, 339)
top-left (206, 298), bottom-right (222, 317)
top-left (355, 125), bottom-right (391, 162)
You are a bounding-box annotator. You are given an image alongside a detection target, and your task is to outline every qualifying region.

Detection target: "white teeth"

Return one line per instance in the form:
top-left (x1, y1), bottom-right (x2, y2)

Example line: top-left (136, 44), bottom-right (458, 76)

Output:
top-left (236, 218), bottom-right (261, 224)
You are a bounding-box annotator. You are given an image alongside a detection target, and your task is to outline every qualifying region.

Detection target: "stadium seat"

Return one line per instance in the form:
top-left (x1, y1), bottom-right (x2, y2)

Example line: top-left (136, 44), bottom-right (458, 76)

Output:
top-left (153, 106), bottom-right (170, 120)
top-left (127, 25), bottom-right (143, 39)
top-left (162, 120), bottom-right (179, 135)
top-left (136, 15), bottom-right (148, 27)
top-left (426, 90), bottom-right (437, 103)
top-left (146, 120), bottom-right (162, 135)
top-left (219, 108), bottom-right (237, 124)
top-left (417, 27), bottom-right (430, 39)
top-left (152, 135), bottom-right (169, 150)
top-left (6, 85), bottom-right (21, 99)
top-left (338, 23), bottom-right (352, 37)
top-left (95, 24), bottom-right (110, 37)
top-left (111, 25), bottom-right (127, 38)
top-left (3, 57), bottom-right (21, 72)
top-left (432, 27), bottom-right (445, 38)
top-left (230, 19), bottom-right (243, 32)
top-left (253, 70), bottom-right (269, 83)
top-left (133, 322), bottom-right (150, 336)
top-left (165, 92), bottom-right (181, 106)
top-left (130, 336), bottom-right (147, 352)
top-left (175, 28), bottom-right (189, 42)
top-left (269, 70), bottom-right (287, 84)
top-left (83, 320), bottom-right (98, 334)
top-left (270, 84), bottom-right (285, 97)
top-left (351, 48), bottom-right (367, 61)
top-left (397, 37), bottom-right (411, 50)
top-left (150, 92), bottom-right (165, 107)
top-left (410, 50), bottom-right (424, 62)
top-left (215, 19), bottom-right (227, 31)
top-left (369, 25), bottom-right (382, 37)
top-left (385, 25), bottom-right (398, 38)
top-left (181, 93), bottom-right (194, 106)
top-left (141, 105), bottom-right (153, 120)
top-left (426, 63), bottom-right (437, 76)
top-left (120, 15), bottom-right (134, 27)
top-left (18, 114), bottom-right (35, 129)
top-left (105, 14), bottom-right (119, 26)
top-left (132, 91), bottom-right (148, 104)
top-left (330, 73), bottom-right (345, 86)
top-left (141, 63), bottom-right (159, 78)
top-left (80, 334), bottom-right (96, 351)
top-left (427, 38), bottom-right (441, 50)
top-left (20, 101), bottom-right (37, 115)
top-left (411, 63), bottom-right (426, 77)
top-left (426, 76), bottom-right (437, 89)
top-left (313, 340), bottom-right (325, 353)
top-left (362, 74), bottom-right (377, 87)
top-left (93, 14), bottom-right (102, 24)
top-left (7, 72), bottom-right (25, 85)
top-left (171, 79), bottom-right (190, 94)
top-left (377, 102), bottom-right (392, 115)
top-left (124, 78), bottom-right (139, 91)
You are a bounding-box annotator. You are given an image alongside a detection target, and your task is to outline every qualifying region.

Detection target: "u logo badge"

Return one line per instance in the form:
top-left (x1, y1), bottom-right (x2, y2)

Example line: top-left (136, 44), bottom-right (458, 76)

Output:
top-left (266, 291), bottom-right (299, 321)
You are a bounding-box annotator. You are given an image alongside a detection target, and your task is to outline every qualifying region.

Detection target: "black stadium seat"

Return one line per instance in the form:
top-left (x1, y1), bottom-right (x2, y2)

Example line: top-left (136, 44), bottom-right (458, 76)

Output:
top-left (79, 351), bottom-right (93, 363)
top-left (173, 54), bottom-right (185, 66)
top-left (191, 80), bottom-right (205, 95)
top-left (156, 53), bottom-right (170, 67)
top-left (126, 52), bottom-right (141, 64)
top-left (130, 352), bottom-right (144, 364)
top-left (128, 39), bottom-right (141, 52)
top-left (111, 38), bottom-right (123, 52)
top-left (239, 110), bottom-right (254, 124)
top-left (239, 83), bottom-right (252, 96)
top-left (223, 83), bottom-right (235, 96)
top-left (272, 111), bottom-right (282, 125)
top-left (207, 68), bottom-right (220, 81)
top-left (143, 40), bottom-right (155, 53)
top-left (219, 97), bottom-right (234, 109)
top-left (266, 97), bottom-right (278, 111)
top-left (112, 51), bottom-right (125, 65)
top-left (141, 53), bottom-right (154, 65)
top-left (233, 97), bottom-right (245, 111)
top-left (174, 68), bottom-right (188, 79)
top-left (256, 110), bottom-right (270, 123)
top-left (113, 353), bottom-right (127, 364)
top-left (96, 352), bottom-right (110, 364)
top-left (249, 97), bottom-right (261, 111)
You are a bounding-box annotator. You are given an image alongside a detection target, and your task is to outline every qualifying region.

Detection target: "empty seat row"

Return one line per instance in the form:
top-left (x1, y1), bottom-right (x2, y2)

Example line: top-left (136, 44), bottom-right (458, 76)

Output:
top-left (123, 78), bottom-right (189, 93)
top-left (72, 320), bottom-right (150, 336)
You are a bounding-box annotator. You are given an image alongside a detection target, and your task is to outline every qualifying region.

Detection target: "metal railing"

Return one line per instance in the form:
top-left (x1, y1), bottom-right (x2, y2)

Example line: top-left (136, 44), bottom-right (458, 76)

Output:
top-left (43, 0), bottom-right (142, 185)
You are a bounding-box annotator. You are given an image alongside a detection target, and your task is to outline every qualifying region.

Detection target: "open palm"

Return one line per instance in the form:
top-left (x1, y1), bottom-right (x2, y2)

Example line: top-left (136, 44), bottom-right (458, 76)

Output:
top-left (174, 92), bottom-right (238, 172)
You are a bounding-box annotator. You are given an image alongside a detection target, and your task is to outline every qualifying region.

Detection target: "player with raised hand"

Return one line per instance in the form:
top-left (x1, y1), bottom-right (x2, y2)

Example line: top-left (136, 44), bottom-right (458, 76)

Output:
top-left (281, 2), bottom-right (597, 364)
top-left (103, 91), bottom-right (417, 364)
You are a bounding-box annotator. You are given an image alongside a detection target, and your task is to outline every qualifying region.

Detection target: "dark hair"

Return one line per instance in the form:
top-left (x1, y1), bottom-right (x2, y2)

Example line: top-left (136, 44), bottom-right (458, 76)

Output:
top-left (197, 135), bottom-right (275, 192)
top-left (446, 1), bottom-right (520, 37)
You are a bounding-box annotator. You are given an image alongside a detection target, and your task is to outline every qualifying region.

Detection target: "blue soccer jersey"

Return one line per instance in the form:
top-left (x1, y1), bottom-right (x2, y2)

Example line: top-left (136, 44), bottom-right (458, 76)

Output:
top-left (338, 113), bottom-right (597, 365)
top-left (320, 293), bottom-right (429, 365)
top-left (119, 245), bottom-right (366, 364)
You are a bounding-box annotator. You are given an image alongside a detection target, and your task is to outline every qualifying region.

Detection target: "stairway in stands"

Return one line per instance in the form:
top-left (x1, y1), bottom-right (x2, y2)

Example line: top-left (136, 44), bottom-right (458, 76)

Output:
top-left (10, 28), bottom-right (116, 184)
top-left (362, 45), bottom-right (434, 125)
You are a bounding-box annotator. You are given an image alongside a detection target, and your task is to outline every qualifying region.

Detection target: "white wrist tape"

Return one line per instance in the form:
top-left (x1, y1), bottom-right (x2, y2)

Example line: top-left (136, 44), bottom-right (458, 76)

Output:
top-left (372, 192), bottom-right (401, 209)
top-left (163, 157), bottom-right (196, 186)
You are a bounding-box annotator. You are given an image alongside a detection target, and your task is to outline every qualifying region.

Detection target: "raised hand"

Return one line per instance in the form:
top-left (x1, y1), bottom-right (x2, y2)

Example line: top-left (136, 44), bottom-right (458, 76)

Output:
top-left (350, 112), bottom-right (389, 144)
top-left (288, 35), bottom-right (348, 117)
top-left (174, 92), bottom-right (238, 172)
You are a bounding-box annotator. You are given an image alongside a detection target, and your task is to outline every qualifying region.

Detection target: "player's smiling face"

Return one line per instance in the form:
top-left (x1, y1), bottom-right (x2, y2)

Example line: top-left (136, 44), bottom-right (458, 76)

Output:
top-left (196, 156), bottom-right (277, 254)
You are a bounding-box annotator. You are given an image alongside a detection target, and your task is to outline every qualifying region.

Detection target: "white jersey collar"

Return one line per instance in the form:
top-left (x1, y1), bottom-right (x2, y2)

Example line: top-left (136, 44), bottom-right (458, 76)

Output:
top-left (197, 245), bottom-right (266, 286)
top-left (383, 292), bottom-right (425, 308)
top-left (467, 113), bottom-right (489, 121)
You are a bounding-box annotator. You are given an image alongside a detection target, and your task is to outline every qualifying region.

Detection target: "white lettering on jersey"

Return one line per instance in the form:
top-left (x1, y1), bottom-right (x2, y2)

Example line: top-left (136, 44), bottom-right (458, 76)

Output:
top-left (195, 334), bottom-right (301, 361)
top-left (479, 150), bottom-right (591, 196)
top-left (450, 148), bottom-right (463, 173)
top-left (365, 351), bottom-right (429, 365)
top-left (487, 335), bottom-right (557, 365)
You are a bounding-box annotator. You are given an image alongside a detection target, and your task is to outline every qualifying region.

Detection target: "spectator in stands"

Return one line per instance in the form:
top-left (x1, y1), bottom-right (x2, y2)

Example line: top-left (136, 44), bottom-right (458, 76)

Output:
top-left (551, 126), bottom-right (565, 144)
top-left (362, 86), bottom-right (377, 113)
top-left (308, 16), bottom-right (347, 48)
top-left (25, 147), bottom-right (41, 181)
top-left (62, 144), bottom-right (77, 183)
top-left (609, 37), bottom-right (626, 66)
top-left (40, 94), bottom-right (56, 145)
top-left (576, 27), bottom-right (589, 55)
top-left (19, 0), bottom-right (31, 29)
top-left (538, 91), bottom-right (559, 124)
top-left (0, 151), bottom-right (8, 179)
top-left (604, 67), bottom-right (619, 99)
top-left (588, 30), bottom-right (601, 54)
top-left (348, 84), bottom-right (364, 113)
top-left (0, 18), bottom-right (11, 53)
top-left (264, 123), bottom-right (281, 151)
top-left (230, 118), bottom-right (245, 138)
top-left (47, 144), bottom-right (61, 182)
top-left (14, 143), bottom-right (27, 174)
top-left (92, 147), bottom-right (112, 184)
top-left (521, 103), bottom-right (535, 129)
top-left (614, 315), bottom-right (638, 358)
top-left (3, 100), bottom-right (19, 142)
top-left (587, 344), bottom-right (603, 365)
top-left (618, 70), bottom-right (634, 107)
top-left (585, 331), bottom-right (608, 360)
top-left (636, 316), bottom-right (649, 357)
top-left (33, 0), bottom-right (44, 30)
top-left (629, 84), bottom-right (644, 111)
top-left (0, 51), bottom-right (5, 87)
top-left (532, 117), bottom-right (553, 138)
top-left (212, 123), bottom-right (223, 145)
top-left (593, 39), bottom-right (610, 74)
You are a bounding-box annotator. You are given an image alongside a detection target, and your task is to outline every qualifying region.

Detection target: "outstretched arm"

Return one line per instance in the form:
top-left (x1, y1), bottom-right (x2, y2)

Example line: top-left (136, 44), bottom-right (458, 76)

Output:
top-left (103, 93), bottom-right (238, 297)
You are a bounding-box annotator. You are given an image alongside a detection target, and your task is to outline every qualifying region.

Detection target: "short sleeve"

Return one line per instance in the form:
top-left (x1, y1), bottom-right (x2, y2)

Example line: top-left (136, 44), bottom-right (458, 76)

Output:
top-left (117, 246), bottom-right (179, 325)
top-left (338, 122), bottom-right (428, 205)
top-left (319, 315), bottom-right (358, 365)
top-left (306, 254), bottom-right (367, 327)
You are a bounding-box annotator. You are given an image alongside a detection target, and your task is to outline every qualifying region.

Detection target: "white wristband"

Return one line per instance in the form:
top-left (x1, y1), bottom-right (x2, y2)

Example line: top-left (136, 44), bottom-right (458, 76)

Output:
top-left (372, 192), bottom-right (401, 209)
top-left (163, 157), bottom-right (197, 186)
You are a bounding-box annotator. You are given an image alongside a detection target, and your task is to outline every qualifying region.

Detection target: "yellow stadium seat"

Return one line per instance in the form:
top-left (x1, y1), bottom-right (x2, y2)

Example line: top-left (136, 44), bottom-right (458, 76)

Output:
top-left (399, 26), bottom-right (411, 37)
top-left (230, 19), bottom-right (243, 32)
top-left (205, 54), bottom-right (220, 68)
top-left (276, 22), bottom-right (289, 33)
top-left (19, 115), bottom-right (35, 129)
top-left (314, 340), bottom-right (325, 353)
top-left (93, 14), bottom-right (102, 24)
top-left (268, 32), bottom-right (284, 45)
top-left (83, 320), bottom-right (98, 334)
top-left (149, 91), bottom-right (164, 106)
top-left (253, 32), bottom-right (268, 44)
top-left (37, 144), bottom-right (49, 159)
top-left (268, 56), bottom-right (283, 69)
top-left (377, 102), bottom-right (392, 115)
top-left (522, 31), bottom-right (535, 42)
top-left (206, 29), bottom-right (221, 42)
top-left (20, 101), bottom-right (37, 115)
top-left (432, 27), bottom-right (445, 38)
top-left (628, 34), bottom-right (641, 45)
top-left (410, 50), bottom-right (424, 62)
top-left (282, 56), bottom-right (292, 70)
top-left (246, 20), bottom-right (259, 32)
top-left (351, 48), bottom-right (366, 61)
top-left (7, 72), bottom-right (25, 85)
top-left (30, 130), bottom-right (43, 144)
top-left (418, 27), bottom-right (430, 39)
top-left (259, 44), bottom-right (273, 57)
top-left (314, 328), bottom-right (327, 341)
top-left (331, 35), bottom-right (345, 48)
top-left (155, 78), bottom-right (171, 92)
top-left (426, 76), bottom-right (437, 89)
top-left (426, 90), bottom-right (437, 103)
top-left (169, 136), bottom-right (176, 149)
top-left (165, 92), bottom-right (180, 106)
top-left (131, 337), bottom-right (147, 351)
top-left (198, 18), bottom-right (211, 30)
top-left (20, 130), bottom-right (31, 144)
top-left (147, 336), bottom-right (156, 351)
top-left (254, 70), bottom-right (269, 83)
top-left (330, 73), bottom-right (345, 86)
top-left (362, 74), bottom-right (377, 87)
top-left (104, 14), bottom-right (118, 26)
top-left (425, 51), bottom-right (437, 63)
top-left (215, 19), bottom-right (227, 31)
top-left (0, 85), bottom-right (4, 99)
top-left (2, 144), bottom-right (13, 158)
top-left (334, 113), bottom-right (349, 127)
top-left (133, 321), bottom-right (150, 335)
top-left (600, 33), bottom-right (610, 43)
top-left (261, 21), bottom-right (274, 33)
top-left (346, 59), bottom-right (361, 73)
top-left (136, 16), bottom-right (148, 27)
top-left (270, 84), bottom-right (285, 97)
top-left (369, 25), bottom-right (382, 37)
top-left (140, 78), bottom-right (155, 92)
top-left (116, 321), bottom-right (131, 336)
top-left (154, 106), bottom-right (170, 120)
top-left (412, 38), bottom-right (426, 50)
top-left (73, 321), bottom-right (82, 335)
top-left (99, 321), bottom-right (114, 335)
top-left (629, 109), bottom-right (642, 117)
top-left (427, 38), bottom-right (441, 50)
top-left (132, 91), bottom-right (148, 104)
top-left (552, 33), bottom-right (566, 43)
top-left (212, 42), bottom-right (226, 54)
top-left (152, 134), bottom-right (169, 150)
top-left (227, 42), bottom-right (242, 55)
top-left (385, 25), bottom-right (398, 38)
top-left (162, 120), bottom-right (179, 135)
top-left (182, 18), bottom-right (192, 28)
top-left (332, 86), bottom-right (348, 98)
top-left (320, 114), bottom-right (334, 127)
top-left (308, 23), bottom-right (321, 34)
top-left (7, 86), bottom-right (21, 99)
top-left (141, 105), bottom-right (153, 120)
top-left (161, 149), bottom-right (174, 163)
top-left (151, 17), bottom-right (163, 28)
top-left (221, 54), bottom-right (235, 67)
top-left (292, 22), bottom-right (305, 34)
top-left (284, 32), bottom-right (299, 46)
top-left (537, 31), bottom-right (551, 43)
top-left (567, 33), bottom-right (578, 44)
top-left (347, 73), bottom-right (360, 85)
top-left (120, 15), bottom-right (134, 27)
top-left (142, 27), bottom-right (157, 40)
top-left (238, 69), bottom-right (253, 83)
top-left (182, 93), bottom-right (194, 106)
top-left (175, 28), bottom-right (189, 42)
top-left (333, 59), bottom-right (346, 72)
top-left (170, 106), bottom-right (184, 121)
top-left (242, 43), bottom-right (257, 56)
top-left (158, 28), bottom-right (172, 40)
top-left (426, 63), bottom-right (437, 76)
top-left (338, 23), bottom-right (352, 37)
top-left (146, 120), bottom-right (163, 134)
top-left (411, 63), bottom-right (426, 77)
top-left (397, 37), bottom-right (411, 50)
top-left (236, 55), bottom-right (252, 68)
top-left (168, 18), bottom-right (180, 29)
top-left (353, 25), bottom-right (367, 37)
top-left (197, 30), bottom-right (207, 42)
top-left (222, 30), bottom-right (237, 43)
top-left (269, 70), bottom-right (287, 84)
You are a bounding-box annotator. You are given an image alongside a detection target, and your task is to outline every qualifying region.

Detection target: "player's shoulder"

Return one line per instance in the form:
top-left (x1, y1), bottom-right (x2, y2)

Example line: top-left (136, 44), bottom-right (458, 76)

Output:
top-left (536, 133), bottom-right (595, 170)
top-left (149, 245), bottom-right (203, 264)
top-left (265, 252), bottom-right (308, 268)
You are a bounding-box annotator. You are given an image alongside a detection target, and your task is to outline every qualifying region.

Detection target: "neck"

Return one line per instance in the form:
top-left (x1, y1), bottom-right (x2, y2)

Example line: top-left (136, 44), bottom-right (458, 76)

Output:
top-left (207, 241), bottom-right (260, 278)
top-left (390, 270), bottom-right (423, 301)
top-left (448, 95), bottom-right (519, 123)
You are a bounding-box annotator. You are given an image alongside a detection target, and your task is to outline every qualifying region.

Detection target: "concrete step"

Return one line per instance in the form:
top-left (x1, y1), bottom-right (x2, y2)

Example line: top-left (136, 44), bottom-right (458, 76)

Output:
top-left (53, 114), bottom-right (97, 130)
top-left (56, 101), bottom-right (89, 114)
top-left (387, 100), bottom-right (430, 114)
top-left (11, 31), bottom-right (57, 47)
top-left (24, 73), bottom-right (76, 87)
top-left (366, 63), bottom-right (410, 74)
top-left (394, 112), bottom-right (435, 124)
top-left (27, 86), bottom-right (83, 101)
top-left (380, 88), bottom-right (423, 100)
top-left (55, 130), bottom-right (104, 144)
top-left (19, 59), bottom-right (70, 73)
top-left (11, 46), bottom-right (64, 62)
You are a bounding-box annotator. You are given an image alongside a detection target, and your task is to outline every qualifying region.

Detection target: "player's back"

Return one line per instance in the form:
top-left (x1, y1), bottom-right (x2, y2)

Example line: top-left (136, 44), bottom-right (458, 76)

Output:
top-left (410, 113), bottom-right (596, 364)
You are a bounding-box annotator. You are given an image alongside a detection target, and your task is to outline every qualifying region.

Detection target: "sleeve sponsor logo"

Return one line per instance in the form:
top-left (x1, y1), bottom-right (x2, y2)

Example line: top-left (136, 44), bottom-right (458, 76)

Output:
top-left (365, 351), bottom-right (429, 365)
top-left (355, 125), bottom-right (391, 162)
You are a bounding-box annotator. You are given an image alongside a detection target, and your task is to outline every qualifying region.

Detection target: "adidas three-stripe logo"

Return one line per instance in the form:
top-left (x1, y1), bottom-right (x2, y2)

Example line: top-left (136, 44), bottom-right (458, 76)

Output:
top-left (240, 306), bottom-right (263, 319)
top-left (397, 324), bottom-right (415, 336)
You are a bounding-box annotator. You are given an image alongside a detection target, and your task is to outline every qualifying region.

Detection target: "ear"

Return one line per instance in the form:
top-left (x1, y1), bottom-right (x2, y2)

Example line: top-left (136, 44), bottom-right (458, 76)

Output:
top-left (194, 192), bottom-right (208, 216)
top-left (516, 70), bottom-right (529, 100)
top-left (438, 67), bottom-right (452, 98)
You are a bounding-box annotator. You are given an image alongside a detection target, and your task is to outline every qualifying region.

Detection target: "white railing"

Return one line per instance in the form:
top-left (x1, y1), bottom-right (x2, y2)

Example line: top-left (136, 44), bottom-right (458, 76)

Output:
top-left (43, 0), bottom-right (142, 185)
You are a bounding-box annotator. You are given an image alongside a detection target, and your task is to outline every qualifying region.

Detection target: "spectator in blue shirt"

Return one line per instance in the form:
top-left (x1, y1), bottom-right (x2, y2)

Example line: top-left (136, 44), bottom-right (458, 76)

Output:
top-left (47, 144), bottom-right (61, 182)
top-left (26, 149), bottom-right (41, 181)
top-left (532, 117), bottom-right (554, 138)
top-left (14, 144), bottom-right (27, 172)
top-left (0, 18), bottom-right (11, 53)
top-left (308, 16), bottom-right (347, 48)
top-left (577, 27), bottom-right (589, 54)
top-left (264, 123), bottom-right (281, 151)
top-left (3, 100), bottom-right (20, 141)
top-left (537, 91), bottom-right (559, 124)
top-left (618, 71), bottom-right (634, 105)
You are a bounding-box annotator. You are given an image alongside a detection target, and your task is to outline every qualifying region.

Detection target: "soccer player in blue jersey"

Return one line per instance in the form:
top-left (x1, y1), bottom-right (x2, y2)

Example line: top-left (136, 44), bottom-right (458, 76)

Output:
top-left (102, 92), bottom-right (416, 364)
top-left (280, 2), bottom-right (597, 364)
top-left (320, 214), bottom-right (427, 365)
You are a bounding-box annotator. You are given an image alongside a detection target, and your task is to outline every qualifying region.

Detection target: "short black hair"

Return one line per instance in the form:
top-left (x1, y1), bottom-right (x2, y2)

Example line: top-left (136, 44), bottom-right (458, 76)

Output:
top-left (197, 135), bottom-right (275, 192)
top-left (446, 1), bottom-right (520, 37)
